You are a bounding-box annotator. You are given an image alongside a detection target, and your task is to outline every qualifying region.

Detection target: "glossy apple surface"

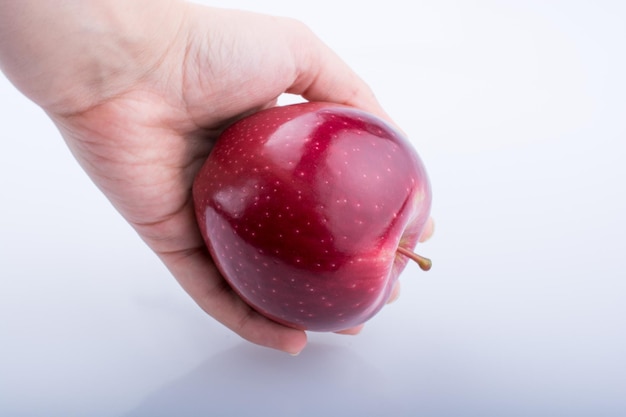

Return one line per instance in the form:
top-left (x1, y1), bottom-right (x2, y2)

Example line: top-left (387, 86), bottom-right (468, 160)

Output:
top-left (193, 102), bottom-right (431, 332)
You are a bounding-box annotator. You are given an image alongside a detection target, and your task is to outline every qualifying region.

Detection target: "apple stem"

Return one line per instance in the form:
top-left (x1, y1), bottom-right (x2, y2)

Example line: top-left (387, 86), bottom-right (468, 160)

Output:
top-left (396, 246), bottom-right (432, 271)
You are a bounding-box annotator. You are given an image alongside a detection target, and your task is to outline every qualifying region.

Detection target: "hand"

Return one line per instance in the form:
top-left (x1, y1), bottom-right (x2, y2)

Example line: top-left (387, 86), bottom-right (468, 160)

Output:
top-left (0, 1), bottom-right (432, 354)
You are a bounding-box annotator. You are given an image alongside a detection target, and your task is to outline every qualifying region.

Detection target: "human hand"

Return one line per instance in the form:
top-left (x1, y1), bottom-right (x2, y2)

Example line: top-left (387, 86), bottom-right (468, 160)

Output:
top-left (0, 0), bottom-right (432, 354)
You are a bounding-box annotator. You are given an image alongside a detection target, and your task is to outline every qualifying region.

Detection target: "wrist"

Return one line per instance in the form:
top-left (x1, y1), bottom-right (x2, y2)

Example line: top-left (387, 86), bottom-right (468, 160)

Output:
top-left (0, 0), bottom-right (188, 114)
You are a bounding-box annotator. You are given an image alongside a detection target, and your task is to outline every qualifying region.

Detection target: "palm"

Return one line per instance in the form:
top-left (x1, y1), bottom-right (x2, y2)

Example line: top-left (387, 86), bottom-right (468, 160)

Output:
top-left (58, 91), bottom-right (213, 252)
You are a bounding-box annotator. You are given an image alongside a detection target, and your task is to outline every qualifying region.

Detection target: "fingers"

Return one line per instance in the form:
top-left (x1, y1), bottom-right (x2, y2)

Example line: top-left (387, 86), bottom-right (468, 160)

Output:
top-left (160, 245), bottom-right (308, 355)
top-left (333, 279), bottom-right (402, 336)
top-left (136, 201), bottom-right (308, 355)
top-left (387, 281), bottom-right (402, 304)
top-left (384, 217), bottom-right (433, 306)
top-left (335, 324), bottom-right (365, 335)
top-left (419, 217), bottom-right (435, 242)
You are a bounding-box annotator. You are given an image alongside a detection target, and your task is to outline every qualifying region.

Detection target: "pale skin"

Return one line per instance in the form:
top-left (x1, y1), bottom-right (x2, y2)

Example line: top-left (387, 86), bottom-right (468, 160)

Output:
top-left (0, 0), bottom-right (434, 354)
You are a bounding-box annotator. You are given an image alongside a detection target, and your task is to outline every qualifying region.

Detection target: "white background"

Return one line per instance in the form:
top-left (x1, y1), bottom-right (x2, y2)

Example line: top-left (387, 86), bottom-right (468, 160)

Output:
top-left (1, 1), bottom-right (625, 416)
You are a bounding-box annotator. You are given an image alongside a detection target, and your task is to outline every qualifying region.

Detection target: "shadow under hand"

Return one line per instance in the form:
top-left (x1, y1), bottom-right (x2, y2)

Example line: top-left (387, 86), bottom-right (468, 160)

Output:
top-left (125, 342), bottom-right (391, 417)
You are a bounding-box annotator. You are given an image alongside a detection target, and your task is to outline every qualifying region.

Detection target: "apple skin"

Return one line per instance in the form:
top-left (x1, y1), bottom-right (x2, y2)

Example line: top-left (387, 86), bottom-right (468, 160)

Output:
top-left (192, 102), bottom-right (431, 332)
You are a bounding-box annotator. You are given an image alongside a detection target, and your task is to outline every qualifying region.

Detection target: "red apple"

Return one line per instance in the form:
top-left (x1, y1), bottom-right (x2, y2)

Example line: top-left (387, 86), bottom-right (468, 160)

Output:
top-left (192, 102), bottom-right (431, 332)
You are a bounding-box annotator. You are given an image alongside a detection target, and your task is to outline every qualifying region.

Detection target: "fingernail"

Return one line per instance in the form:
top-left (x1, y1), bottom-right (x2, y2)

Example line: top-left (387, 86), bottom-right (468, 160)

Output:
top-left (288, 347), bottom-right (304, 356)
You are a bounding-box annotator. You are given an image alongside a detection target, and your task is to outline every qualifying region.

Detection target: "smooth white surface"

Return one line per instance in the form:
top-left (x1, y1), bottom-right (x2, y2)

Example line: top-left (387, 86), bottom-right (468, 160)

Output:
top-left (1, 1), bottom-right (625, 416)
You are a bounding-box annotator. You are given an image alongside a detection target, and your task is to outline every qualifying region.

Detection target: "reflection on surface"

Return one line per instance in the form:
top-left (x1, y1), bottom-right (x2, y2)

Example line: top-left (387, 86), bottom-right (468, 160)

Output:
top-left (125, 342), bottom-right (394, 417)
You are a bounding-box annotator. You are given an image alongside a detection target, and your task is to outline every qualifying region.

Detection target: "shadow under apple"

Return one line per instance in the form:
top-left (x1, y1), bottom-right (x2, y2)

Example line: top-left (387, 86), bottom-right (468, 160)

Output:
top-left (124, 342), bottom-right (396, 417)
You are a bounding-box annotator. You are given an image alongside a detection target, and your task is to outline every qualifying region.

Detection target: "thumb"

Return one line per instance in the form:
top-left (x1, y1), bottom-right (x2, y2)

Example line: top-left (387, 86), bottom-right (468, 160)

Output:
top-left (283, 21), bottom-right (391, 121)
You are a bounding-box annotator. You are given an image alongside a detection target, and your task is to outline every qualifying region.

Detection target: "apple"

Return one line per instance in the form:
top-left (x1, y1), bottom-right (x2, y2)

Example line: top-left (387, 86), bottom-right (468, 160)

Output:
top-left (192, 102), bottom-right (431, 332)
